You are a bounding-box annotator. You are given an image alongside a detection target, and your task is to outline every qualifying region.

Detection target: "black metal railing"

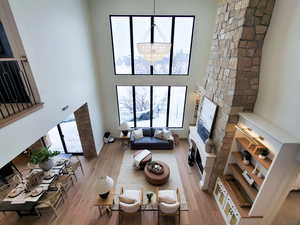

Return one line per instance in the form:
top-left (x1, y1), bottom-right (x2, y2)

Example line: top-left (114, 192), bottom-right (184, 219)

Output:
top-left (0, 57), bottom-right (38, 120)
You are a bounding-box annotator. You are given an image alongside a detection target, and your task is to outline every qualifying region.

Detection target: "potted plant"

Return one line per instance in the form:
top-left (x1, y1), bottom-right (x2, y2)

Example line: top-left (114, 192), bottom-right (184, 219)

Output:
top-left (257, 147), bottom-right (269, 160)
top-left (30, 147), bottom-right (60, 171)
top-left (146, 192), bottom-right (153, 203)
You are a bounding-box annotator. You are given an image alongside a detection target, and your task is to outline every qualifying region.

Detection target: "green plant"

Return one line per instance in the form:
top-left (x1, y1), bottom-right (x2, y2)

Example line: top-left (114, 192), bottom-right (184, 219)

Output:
top-left (148, 161), bottom-right (158, 166)
top-left (30, 147), bottom-right (60, 164)
top-left (257, 147), bottom-right (269, 156)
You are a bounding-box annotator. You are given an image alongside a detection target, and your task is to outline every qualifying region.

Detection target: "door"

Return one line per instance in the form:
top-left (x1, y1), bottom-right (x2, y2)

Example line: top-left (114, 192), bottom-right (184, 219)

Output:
top-left (48, 113), bottom-right (83, 155)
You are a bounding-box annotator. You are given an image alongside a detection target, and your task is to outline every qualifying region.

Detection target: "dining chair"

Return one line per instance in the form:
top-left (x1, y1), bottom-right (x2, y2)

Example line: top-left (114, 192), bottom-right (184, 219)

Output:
top-left (156, 187), bottom-right (181, 225)
top-left (66, 157), bottom-right (84, 181)
top-left (0, 184), bottom-right (11, 216)
top-left (35, 184), bottom-right (65, 218)
top-left (119, 186), bottom-right (143, 225)
top-left (53, 174), bottom-right (74, 196)
top-left (7, 175), bottom-right (22, 188)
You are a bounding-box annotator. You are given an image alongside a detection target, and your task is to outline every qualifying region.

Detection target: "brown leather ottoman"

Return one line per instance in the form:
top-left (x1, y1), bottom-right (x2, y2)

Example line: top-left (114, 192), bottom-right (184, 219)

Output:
top-left (133, 150), bottom-right (152, 169)
top-left (144, 160), bottom-right (170, 185)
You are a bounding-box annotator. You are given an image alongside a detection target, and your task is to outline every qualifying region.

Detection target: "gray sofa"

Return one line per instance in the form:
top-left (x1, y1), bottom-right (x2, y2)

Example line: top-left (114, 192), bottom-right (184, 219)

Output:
top-left (130, 128), bottom-right (174, 150)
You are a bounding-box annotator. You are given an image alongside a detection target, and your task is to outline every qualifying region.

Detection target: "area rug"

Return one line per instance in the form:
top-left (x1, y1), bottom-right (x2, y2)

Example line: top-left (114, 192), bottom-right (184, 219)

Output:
top-left (114, 150), bottom-right (188, 210)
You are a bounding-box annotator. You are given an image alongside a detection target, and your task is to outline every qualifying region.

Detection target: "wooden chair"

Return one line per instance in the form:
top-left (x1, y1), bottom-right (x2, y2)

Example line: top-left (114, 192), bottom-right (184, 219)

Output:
top-left (119, 186), bottom-right (143, 225)
top-left (53, 175), bottom-right (74, 196)
top-left (35, 184), bottom-right (65, 218)
top-left (66, 157), bottom-right (84, 181)
top-left (156, 188), bottom-right (181, 225)
top-left (0, 184), bottom-right (11, 215)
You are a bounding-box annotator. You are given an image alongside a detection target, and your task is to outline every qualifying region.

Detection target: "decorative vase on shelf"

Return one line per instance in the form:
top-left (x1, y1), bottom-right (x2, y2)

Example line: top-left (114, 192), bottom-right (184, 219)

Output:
top-left (98, 176), bottom-right (114, 199)
top-left (39, 159), bottom-right (54, 171)
top-left (242, 158), bottom-right (250, 165)
top-left (258, 155), bottom-right (266, 160)
top-left (257, 171), bottom-right (264, 179)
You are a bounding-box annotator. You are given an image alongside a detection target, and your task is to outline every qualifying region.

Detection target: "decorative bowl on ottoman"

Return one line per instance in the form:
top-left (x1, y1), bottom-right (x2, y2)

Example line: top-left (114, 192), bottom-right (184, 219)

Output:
top-left (147, 161), bottom-right (164, 175)
top-left (144, 160), bottom-right (170, 186)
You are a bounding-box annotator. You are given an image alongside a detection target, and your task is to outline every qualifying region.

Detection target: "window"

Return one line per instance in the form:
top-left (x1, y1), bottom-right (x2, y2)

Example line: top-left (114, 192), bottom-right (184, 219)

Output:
top-left (116, 85), bottom-right (187, 128)
top-left (110, 15), bottom-right (195, 75)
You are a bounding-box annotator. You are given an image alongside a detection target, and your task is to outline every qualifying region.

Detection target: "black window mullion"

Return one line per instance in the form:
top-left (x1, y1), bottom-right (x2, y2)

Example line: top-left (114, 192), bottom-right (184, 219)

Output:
top-left (169, 17), bottom-right (175, 75)
top-left (129, 16), bottom-right (135, 75)
top-left (150, 86), bottom-right (153, 127)
top-left (57, 124), bottom-right (68, 154)
top-left (166, 86), bottom-right (171, 127)
top-left (150, 16), bottom-right (154, 75)
top-left (132, 86), bottom-right (137, 127)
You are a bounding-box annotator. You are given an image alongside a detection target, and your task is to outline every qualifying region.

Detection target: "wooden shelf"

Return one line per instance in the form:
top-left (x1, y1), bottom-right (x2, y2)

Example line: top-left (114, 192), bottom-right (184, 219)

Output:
top-left (220, 177), bottom-right (251, 218)
top-left (229, 164), bottom-right (258, 202)
top-left (236, 137), bottom-right (272, 169)
top-left (232, 152), bottom-right (264, 186)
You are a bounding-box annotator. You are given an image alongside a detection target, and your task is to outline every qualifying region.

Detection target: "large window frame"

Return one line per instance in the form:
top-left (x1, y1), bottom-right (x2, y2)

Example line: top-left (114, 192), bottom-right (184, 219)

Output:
top-left (116, 85), bottom-right (187, 128)
top-left (110, 15), bottom-right (195, 76)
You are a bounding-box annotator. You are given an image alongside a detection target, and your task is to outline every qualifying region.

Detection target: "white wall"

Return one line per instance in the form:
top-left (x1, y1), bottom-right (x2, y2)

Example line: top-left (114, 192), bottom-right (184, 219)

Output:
top-left (88, 0), bottom-right (217, 137)
top-left (254, 0), bottom-right (300, 139)
top-left (0, 0), bottom-right (104, 167)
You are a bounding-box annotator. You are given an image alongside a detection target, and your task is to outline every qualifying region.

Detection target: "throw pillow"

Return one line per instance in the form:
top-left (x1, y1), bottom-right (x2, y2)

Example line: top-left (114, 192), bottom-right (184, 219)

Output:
top-left (158, 190), bottom-right (177, 204)
top-left (154, 129), bottom-right (164, 139)
top-left (162, 129), bottom-right (172, 140)
top-left (119, 195), bottom-right (136, 204)
top-left (133, 129), bottom-right (144, 139)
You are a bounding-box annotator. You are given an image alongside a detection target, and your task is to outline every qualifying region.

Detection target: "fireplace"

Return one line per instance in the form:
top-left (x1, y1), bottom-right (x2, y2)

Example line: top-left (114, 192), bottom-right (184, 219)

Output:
top-left (188, 126), bottom-right (216, 190)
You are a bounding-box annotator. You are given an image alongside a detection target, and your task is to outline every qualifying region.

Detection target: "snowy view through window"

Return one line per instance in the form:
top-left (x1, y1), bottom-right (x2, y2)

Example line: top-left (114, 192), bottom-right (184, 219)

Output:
top-left (111, 16), bottom-right (194, 75)
top-left (117, 86), bottom-right (186, 128)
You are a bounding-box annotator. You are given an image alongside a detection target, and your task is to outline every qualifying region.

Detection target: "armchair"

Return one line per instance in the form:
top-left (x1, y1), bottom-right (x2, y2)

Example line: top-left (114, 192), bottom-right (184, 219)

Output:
top-left (119, 186), bottom-right (143, 225)
top-left (156, 187), bottom-right (181, 225)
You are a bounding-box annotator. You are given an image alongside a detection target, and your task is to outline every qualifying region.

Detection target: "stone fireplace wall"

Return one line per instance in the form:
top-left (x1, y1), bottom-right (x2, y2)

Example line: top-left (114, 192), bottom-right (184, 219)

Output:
top-left (202, 0), bottom-right (275, 192)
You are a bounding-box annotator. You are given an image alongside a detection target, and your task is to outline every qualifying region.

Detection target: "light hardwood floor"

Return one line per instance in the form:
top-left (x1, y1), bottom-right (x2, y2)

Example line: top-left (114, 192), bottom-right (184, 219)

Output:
top-left (1, 140), bottom-right (225, 225)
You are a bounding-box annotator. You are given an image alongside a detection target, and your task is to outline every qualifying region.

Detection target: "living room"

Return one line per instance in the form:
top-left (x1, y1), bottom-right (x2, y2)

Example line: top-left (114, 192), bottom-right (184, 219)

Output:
top-left (1, 0), bottom-right (300, 225)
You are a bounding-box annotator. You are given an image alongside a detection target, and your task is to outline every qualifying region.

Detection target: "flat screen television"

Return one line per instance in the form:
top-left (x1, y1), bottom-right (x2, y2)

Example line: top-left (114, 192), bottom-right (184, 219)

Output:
top-left (197, 97), bottom-right (218, 142)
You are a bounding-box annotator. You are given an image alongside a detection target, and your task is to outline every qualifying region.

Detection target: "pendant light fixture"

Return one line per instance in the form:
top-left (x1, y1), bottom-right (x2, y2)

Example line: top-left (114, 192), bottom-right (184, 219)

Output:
top-left (136, 0), bottom-right (171, 64)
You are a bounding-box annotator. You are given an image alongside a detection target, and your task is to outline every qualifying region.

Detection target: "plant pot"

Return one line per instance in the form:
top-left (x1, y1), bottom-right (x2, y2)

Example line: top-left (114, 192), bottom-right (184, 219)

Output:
top-left (99, 192), bottom-right (110, 199)
top-left (122, 130), bottom-right (129, 136)
top-left (258, 154), bottom-right (266, 160)
top-left (39, 159), bottom-right (54, 171)
top-left (242, 159), bottom-right (249, 165)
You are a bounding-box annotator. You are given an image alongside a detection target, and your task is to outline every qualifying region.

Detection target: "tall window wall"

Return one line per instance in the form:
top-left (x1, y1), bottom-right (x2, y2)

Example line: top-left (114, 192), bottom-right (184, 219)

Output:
top-left (110, 15), bottom-right (195, 75)
top-left (117, 85), bottom-right (187, 128)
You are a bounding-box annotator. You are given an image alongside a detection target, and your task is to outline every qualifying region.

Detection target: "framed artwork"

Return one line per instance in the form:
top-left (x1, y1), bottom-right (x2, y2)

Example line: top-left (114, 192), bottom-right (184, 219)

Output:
top-left (197, 97), bottom-right (218, 142)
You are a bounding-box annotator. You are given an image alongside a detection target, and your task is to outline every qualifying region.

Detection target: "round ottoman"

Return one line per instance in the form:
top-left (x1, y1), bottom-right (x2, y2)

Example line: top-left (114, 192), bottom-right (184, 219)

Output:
top-left (133, 150), bottom-right (152, 169)
top-left (144, 160), bottom-right (170, 185)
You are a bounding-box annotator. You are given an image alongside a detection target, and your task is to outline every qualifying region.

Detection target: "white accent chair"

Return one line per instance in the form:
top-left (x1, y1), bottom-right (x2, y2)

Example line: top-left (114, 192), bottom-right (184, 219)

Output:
top-left (119, 187), bottom-right (143, 225)
top-left (157, 188), bottom-right (181, 225)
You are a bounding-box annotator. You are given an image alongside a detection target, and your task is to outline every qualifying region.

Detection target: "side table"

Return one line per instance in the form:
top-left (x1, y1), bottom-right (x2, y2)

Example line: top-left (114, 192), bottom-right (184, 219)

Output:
top-left (94, 189), bottom-right (115, 217)
top-left (120, 132), bottom-right (131, 149)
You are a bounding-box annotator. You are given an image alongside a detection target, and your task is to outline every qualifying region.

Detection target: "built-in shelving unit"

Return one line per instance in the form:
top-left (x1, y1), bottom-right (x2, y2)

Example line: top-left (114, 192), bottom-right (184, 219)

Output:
top-left (231, 152), bottom-right (264, 186)
top-left (235, 137), bottom-right (272, 169)
top-left (214, 112), bottom-right (300, 225)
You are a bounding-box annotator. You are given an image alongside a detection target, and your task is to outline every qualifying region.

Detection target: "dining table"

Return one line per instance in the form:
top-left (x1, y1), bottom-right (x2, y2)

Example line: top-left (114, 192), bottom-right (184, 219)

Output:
top-left (0, 155), bottom-right (71, 216)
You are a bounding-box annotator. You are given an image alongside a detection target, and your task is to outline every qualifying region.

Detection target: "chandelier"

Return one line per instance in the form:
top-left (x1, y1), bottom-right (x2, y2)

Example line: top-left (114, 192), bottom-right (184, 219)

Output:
top-left (136, 0), bottom-right (171, 64)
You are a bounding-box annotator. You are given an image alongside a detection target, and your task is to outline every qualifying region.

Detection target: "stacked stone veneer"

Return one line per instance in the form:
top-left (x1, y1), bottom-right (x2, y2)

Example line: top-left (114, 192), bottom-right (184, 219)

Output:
top-left (202, 0), bottom-right (275, 192)
top-left (74, 103), bottom-right (97, 157)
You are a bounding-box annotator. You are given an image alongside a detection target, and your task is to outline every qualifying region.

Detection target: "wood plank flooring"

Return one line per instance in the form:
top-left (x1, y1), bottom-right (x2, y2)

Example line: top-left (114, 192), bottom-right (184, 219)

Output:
top-left (0, 140), bottom-right (225, 225)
